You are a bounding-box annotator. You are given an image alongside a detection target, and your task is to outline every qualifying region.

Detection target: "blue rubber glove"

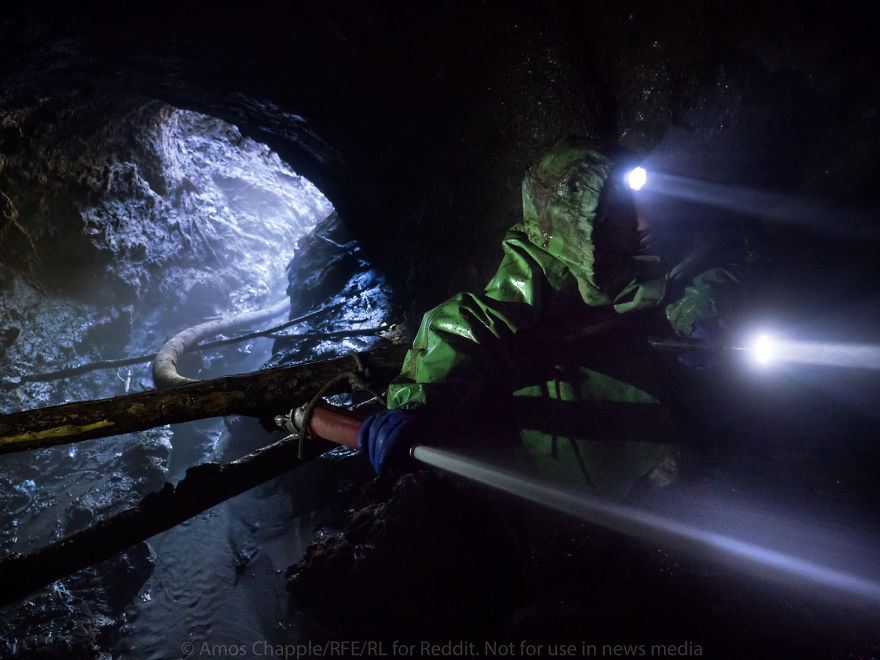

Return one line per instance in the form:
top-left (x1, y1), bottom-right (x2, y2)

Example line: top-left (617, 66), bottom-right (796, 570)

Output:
top-left (678, 316), bottom-right (730, 370)
top-left (358, 408), bottom-right (419, 476)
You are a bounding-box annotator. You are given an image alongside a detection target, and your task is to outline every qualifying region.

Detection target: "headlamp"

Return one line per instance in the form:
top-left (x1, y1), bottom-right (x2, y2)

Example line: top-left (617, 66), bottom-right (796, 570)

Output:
top-left (626, 166), bottom-right (647, 191)
top-left (751, 334), bottom-right (775, 365)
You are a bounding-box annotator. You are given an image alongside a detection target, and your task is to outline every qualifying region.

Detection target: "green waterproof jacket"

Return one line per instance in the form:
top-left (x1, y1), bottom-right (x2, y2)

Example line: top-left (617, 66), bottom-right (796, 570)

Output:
top-left (388, 138), bottom-right (740, 499)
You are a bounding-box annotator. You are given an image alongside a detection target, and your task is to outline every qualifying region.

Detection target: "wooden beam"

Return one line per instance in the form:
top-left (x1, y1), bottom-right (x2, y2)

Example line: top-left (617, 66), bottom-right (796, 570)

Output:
top-left (0, 345), bottom-right (408, 454)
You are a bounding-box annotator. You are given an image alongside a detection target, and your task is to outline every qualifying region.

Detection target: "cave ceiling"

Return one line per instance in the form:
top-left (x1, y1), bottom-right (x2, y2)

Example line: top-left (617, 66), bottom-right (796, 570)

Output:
top-left (1, 1), bottom-right (879, 310)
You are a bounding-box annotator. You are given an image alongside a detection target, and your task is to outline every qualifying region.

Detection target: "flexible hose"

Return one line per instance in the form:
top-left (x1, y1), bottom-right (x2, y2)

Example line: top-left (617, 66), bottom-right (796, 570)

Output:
top-left (152, 298), bottom-right (290, 388)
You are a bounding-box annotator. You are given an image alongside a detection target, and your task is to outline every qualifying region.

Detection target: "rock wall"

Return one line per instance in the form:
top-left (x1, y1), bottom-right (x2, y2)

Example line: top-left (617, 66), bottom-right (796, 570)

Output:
top-left (4, 3), bottom-right (879, 310)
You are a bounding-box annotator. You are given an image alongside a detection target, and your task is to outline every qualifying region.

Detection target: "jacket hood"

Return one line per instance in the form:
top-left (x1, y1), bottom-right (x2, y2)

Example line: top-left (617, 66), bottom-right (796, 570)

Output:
top-left (520, 136), bottom-right (666, 310)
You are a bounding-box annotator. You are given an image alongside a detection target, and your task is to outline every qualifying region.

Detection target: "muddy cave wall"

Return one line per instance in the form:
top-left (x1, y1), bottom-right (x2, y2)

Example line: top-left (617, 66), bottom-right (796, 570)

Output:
top-left (2, 2), bottom-right (879, 317)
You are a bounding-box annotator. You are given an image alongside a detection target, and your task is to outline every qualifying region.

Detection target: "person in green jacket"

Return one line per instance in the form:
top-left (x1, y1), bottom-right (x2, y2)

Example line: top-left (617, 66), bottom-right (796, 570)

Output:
top-left (359, 137), bottom-right (742, 500)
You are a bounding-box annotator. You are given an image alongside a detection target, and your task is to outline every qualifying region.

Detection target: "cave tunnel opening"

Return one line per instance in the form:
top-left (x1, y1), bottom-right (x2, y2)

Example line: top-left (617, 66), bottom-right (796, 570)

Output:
top-left (2, 103), bottom-right (337, 411)
top-left (0, 101), bottom-right (393, 656)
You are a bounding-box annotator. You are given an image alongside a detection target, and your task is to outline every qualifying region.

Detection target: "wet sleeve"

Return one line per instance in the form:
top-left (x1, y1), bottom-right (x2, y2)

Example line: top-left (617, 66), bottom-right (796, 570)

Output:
top-left (387, 232), bottom-right (570, 410)
top-left (664, 227), bottom-right (768, 337)
top-left (665, 267), bottom-right (742, 337)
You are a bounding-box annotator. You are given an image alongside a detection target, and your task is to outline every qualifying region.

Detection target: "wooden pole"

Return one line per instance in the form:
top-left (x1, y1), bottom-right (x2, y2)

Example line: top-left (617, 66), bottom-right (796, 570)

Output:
top-left (0, 433), bottom-right (335, 606)
top-left (0, 344), bottom-right (408, 454)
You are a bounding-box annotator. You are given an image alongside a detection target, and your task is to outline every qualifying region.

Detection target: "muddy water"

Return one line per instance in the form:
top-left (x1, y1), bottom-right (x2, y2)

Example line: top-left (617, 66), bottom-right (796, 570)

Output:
top-left (124, 444), bottom-right (371, 659)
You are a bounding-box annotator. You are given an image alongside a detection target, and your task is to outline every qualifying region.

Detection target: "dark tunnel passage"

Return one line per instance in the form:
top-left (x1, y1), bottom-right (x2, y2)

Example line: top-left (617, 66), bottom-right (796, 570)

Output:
top-left (2, 2), bottom-right (880, 657)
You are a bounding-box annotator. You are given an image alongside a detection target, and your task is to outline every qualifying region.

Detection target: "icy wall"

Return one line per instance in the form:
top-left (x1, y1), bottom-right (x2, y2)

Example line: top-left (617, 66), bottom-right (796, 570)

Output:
top-left (0, 105), bottom-right (332, 656)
